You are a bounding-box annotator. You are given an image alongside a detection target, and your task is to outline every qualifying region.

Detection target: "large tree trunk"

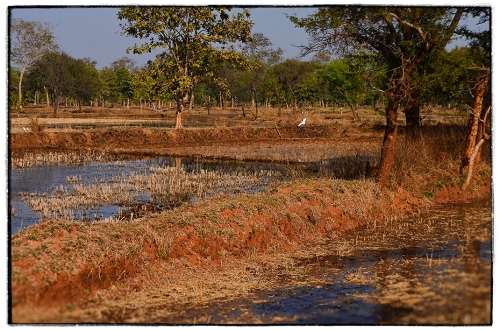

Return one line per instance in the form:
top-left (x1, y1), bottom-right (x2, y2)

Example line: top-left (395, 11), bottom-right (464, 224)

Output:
top-left (463, 106), bottom-right (490, 191)
top-left (18, 71), bottom-right (25, 109)
top-left (474, 91), bottom-right (492, 165)
top-left (44, 86), bottom-right (50, 108)
top-left (460, 70), bottom-right (490, 176)
top-left (175, 92), bottom-right (189, 130)
top-left (404, 82), bottom-right (422, 141)
top-left (53, 95), bottom-right (59, 118)
top-left (376, 93), bottom-right (400, 185)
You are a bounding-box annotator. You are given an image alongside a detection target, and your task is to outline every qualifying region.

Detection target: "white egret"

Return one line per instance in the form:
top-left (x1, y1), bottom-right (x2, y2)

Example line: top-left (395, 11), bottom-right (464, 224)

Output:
top-left (298, 118), bottom-right (306, 127)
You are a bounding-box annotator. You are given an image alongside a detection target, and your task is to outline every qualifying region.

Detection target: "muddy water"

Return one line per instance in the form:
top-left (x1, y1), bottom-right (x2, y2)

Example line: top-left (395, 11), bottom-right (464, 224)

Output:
top-left (149, 199), bottom-right (492, 325)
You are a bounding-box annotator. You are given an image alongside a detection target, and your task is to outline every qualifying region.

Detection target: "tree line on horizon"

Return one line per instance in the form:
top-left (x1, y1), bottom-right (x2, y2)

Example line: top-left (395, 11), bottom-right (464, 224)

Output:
top-left (9, 6), bottom-right (491, 186)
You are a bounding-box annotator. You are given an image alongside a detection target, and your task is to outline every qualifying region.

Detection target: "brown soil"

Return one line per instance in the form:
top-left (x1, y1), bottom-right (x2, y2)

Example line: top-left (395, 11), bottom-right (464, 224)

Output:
top-left (9, 121), bottom-right (491, 324)
top-left (9, 124), bottom-right (382, 159)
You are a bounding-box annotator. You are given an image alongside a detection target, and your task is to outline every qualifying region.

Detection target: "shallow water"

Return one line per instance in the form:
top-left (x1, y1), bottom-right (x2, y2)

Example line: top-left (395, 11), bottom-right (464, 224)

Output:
top-left (8, 157), bottom-right (293, 234)
top-left (150, 199), bottom-right (492, 325)
top-left (9, 154), bottom-right (377, 235)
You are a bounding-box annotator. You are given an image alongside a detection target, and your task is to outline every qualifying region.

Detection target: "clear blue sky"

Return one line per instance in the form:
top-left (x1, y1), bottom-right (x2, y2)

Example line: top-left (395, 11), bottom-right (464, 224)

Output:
top-left (9, 6), bottom-right (317, 69)
top-left (8, 3), bottom-right (490, 70)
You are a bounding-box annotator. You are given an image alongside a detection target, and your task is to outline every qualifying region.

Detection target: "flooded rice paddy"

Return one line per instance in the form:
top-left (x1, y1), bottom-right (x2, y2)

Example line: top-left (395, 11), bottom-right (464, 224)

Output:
top-left (9, 153), bottom-right (375, 235)
top-left (9, 156), bottom-right (292, 234)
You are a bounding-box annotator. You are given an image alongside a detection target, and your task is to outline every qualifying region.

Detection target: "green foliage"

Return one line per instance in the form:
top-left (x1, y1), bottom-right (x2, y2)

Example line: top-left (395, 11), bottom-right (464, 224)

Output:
top-left (273, 59), bottom-right (318, 109)
top-left (114, 67), bottom-right (134, 103)
top-left (67, 58), bottom-right (100, 107)
top-left (98, 68), bottom-right (117, 105)
top-left (28, 52), bottom-right (79, 115)
top-left (288, 7), bottom-right (466, 93)
top-left (421, 46), bottom-right (489, 109)
top-left (8, 67), bottom-right (23, 110)
top-left (118, 6), bottom-right (253, 123)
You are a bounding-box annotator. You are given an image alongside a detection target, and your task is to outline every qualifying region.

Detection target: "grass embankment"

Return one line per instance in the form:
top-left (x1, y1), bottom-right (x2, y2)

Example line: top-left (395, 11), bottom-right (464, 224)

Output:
top-left (11, 178), bottom-right (420, 323)
top-left (10, 170), bottom-right (490, 323)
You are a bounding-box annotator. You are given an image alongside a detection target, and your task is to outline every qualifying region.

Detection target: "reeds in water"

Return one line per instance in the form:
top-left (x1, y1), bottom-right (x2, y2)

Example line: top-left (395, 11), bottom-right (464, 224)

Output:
top-left (20, 161), bottom-right (288, 222)
top-left (11, 150), bottom-right (113, 169)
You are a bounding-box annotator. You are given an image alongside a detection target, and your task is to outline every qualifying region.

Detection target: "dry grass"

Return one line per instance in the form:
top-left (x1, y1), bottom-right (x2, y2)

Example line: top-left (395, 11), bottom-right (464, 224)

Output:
top-left (20, 161), bottom-right (287, 221)
top-left (11, 184), bottom-right (491, 324)
top-left (11, 150), bottom-right (114, 169)
top-left (11, 177), bottom-right (402, 322)
top-left (390, 124), bottom-right (492, 197)
top-left (28, 116), bottom-right (45, 132)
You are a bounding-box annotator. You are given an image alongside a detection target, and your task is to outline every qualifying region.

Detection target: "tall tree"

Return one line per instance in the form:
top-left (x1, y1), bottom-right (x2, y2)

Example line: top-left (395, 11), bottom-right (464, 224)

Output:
top-left (9, 19), bottom-right (58, 109)
top-left (118, 6), bottom-right (253, 129)
top-left (273, 59), bottom-right (315, 112)
top-left (456, 8), bottom-right (491, 189)
top-left (29, 51), bottom-right (74, 117)
top-left (240, 32), bottom-right (283, 118)
top-left (290, 7), bottom-right (464, 185)
top-left (67, 58), bottom-right (100, 110)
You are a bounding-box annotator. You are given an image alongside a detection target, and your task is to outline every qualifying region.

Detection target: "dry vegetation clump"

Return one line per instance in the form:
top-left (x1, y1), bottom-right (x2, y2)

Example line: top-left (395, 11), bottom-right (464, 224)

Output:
top-left (390, 124), bottom-right (492, 199)
top-left (10, 177), bottom-right (423, 323)
top-left (28, 116), bottom-right (45, 132)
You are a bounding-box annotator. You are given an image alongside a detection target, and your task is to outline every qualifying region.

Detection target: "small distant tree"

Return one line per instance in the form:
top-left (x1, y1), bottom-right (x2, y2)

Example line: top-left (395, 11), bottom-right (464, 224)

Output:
top-left (118, 6), bottom-right (253, 129)
top-left (98, 68), bottom-right (117, 108)
top-left (318, 59), bottom-right (365, 120)
top-left (273, 59), bottom-right (316, 112)
top-left (8, 67), bottom-right (24, 111)
top-left (10, 19), bottom-right (58, 109)
top-left (115, 67), bottom-right (133, 108)
top-left (261, 67), bottom-right (286, 111)
top-left (109, 56), bottom-right (139, 74)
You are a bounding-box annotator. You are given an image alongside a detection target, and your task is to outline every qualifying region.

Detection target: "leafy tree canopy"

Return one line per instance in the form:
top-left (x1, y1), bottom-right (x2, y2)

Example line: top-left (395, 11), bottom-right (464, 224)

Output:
top-left (118, 6), bottom-right (253, 128)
